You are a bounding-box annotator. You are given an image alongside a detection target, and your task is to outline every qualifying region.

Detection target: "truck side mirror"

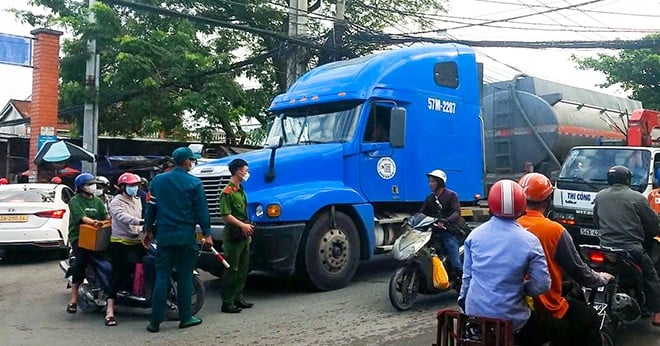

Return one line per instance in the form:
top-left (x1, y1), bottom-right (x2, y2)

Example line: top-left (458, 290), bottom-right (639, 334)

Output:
top-left (390, 107), bottom-right (406, 148)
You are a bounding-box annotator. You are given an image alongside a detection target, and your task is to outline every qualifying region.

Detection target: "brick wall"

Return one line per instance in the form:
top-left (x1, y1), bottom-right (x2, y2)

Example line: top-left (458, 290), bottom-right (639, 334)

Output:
top-left (28, 28), bottom-right (63, 182)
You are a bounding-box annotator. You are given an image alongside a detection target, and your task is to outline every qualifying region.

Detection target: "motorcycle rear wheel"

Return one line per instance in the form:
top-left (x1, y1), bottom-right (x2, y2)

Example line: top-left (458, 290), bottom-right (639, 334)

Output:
top-left (601, 324), bottom-right (615, 346)
top-left (165, 275), bottom-right (206, 320)
top-left (389, 265), bottom-right (419, 311)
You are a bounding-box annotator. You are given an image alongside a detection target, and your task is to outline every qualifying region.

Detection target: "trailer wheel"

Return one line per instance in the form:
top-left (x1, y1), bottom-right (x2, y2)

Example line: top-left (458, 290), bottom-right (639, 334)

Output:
top-left (299, 211), bottom-right (360, 291)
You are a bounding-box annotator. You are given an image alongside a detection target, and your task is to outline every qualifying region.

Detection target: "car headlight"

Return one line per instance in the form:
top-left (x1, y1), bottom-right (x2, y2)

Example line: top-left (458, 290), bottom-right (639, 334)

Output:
top-left (255, 205), bottom-right (264, 218)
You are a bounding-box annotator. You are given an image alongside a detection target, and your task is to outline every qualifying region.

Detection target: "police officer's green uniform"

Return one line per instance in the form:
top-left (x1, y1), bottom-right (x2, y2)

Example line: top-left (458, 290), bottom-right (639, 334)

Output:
top-left (144, 147), bottom-right (211, 331)
top-left (219, 181), bottom-right (251, 308)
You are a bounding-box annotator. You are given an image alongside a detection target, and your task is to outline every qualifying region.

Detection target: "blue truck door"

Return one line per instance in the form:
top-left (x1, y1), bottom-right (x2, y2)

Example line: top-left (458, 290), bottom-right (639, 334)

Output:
top-left (359, 103), bottom-right (406, 201)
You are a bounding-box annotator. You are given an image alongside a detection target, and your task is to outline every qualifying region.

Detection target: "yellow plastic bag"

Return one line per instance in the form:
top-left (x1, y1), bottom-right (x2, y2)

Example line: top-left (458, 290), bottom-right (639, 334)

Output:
top-left (432, 255), bottom-right (450, 289)
top-left (525, 296), bottom-right (535, 310)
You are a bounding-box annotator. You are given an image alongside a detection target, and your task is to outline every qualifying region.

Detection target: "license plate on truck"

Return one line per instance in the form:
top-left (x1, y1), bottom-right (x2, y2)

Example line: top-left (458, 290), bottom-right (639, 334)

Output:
top-left (579, 228), bottom-right (599, 236)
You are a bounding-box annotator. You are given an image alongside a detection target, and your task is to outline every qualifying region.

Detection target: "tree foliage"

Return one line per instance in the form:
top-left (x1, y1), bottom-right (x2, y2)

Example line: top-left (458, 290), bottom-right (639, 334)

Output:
top-left (13, 0), bottom-right (447, 144)
top-left (573, 34), bottom-right (660, 110)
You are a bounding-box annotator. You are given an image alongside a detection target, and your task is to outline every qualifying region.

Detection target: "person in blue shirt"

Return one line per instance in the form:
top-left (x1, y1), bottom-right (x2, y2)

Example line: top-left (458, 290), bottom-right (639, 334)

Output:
top-left (142, 147), bottom-right (212, 333)
top-left (459, 179), bottom-right (563, 346)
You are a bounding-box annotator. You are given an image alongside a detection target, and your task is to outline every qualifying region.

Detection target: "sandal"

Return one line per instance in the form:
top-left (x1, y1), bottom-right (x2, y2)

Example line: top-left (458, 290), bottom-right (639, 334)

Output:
top-left (105, 316), bottom-right (117, 327)
top-left (66, 303), bottom-right (77, 314)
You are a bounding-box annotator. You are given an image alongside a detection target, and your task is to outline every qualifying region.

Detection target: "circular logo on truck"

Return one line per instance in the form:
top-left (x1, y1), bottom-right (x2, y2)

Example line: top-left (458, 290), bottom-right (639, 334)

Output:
top-left (377, 157), bottom-right (397, 180)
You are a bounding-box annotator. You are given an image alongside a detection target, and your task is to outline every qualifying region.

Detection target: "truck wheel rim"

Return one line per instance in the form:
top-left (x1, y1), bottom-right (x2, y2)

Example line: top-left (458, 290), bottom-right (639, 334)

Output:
top-left (318, 228), bottom-right (350, 273)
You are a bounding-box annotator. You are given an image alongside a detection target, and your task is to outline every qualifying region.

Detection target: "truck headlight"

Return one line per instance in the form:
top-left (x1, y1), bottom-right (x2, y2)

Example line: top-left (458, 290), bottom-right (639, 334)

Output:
top-left (255, 205), bottom-right (264, 218)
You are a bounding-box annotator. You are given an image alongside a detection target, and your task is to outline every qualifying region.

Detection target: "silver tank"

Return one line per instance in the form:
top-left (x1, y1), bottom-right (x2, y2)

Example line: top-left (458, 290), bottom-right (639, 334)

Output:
top-left (483, 75), bottom-right (641, 175)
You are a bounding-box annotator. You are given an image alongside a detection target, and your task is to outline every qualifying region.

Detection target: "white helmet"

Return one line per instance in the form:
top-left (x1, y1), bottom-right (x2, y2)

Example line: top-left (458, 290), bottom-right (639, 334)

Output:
top-left (427, 169), bottom-right (447, 184)
top-left (96, 176), bottom-right (110, 187)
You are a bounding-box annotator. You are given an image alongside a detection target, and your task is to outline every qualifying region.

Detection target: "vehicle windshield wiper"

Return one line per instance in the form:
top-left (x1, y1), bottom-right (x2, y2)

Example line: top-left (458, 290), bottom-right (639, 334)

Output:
top-left (558, 176), bottom-right (599, 188)
top-left (558, 176), bottom-right (587, 182)
top-left (298, 140), bottom-right (326, 144)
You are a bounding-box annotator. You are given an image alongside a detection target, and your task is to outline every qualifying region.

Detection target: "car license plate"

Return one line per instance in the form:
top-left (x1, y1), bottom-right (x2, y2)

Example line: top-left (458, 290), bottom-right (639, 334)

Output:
top-left (579, 228), bottom-right (599, 236)
top-left (0, 215), bottom-right (28, 222)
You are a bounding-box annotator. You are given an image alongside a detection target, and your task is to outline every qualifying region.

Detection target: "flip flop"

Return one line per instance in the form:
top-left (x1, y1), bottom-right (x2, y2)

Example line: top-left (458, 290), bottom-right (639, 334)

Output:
top-left (105, 316), bottom-right (117, 327)
top-left (66, 303), bottom-right (77, 314)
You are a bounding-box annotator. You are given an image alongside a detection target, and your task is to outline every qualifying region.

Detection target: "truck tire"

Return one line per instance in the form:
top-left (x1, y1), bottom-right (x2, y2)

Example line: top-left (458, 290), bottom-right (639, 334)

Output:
top-left (299, 211), bottom-right (360, 291)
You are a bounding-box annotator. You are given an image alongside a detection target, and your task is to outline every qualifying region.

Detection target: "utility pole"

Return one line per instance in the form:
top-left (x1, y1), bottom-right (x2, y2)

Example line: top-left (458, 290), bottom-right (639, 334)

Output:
top-left (333, 0), bottom-right (347, 62)
top-left (286, 0), bottom-right (309, 89)
top-left (82, 0), bottom-right (100, 174)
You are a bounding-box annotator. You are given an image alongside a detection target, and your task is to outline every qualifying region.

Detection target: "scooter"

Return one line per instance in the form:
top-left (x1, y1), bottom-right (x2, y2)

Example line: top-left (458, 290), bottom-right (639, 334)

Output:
top-left (58, 243), bottom-right (226, 320)
top-left (579, 244), bottom-right (647, 346)
top-left (388, 212), bottom-right (463, 311)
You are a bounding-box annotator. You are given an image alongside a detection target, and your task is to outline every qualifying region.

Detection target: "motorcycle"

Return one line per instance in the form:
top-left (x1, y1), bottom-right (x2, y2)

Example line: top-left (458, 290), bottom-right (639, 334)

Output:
top-left (388, 212), bottom-right (463, 311)
top-left (58, 243), bottom-right (221, 320)
top-left (579, 244), bottom-right (647, 346)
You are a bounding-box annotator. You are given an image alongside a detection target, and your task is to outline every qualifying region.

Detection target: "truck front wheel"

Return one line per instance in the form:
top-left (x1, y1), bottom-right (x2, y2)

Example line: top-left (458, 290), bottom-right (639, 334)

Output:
top-left (299, 211), bottom-right (360, 291)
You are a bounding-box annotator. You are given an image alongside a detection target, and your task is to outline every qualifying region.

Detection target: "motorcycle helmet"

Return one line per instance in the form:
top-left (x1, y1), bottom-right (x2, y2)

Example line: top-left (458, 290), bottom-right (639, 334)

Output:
top-left (607, 165), bottom-right (632, 186)
top-left (74, 173), bottom-right (99, 191)
top-left (96, 176), bottom-right (110, 188)
top-left (0, 177), bottom-right (8, 185)
top-left (518, 173), bottom-right (553, 202)
top-left (488, 179), bottom-right (527, 219)
top-left (427, 169), bottom-right (447, 184)
top-left (117, 172), bottom-right (141, 186)
top-left (51, 176), bottom-right (62, 184)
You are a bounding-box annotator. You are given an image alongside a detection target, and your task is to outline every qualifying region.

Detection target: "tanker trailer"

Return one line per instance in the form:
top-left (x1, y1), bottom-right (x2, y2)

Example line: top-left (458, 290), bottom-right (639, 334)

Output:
top-left (482, 75), bottom-right (641, 182)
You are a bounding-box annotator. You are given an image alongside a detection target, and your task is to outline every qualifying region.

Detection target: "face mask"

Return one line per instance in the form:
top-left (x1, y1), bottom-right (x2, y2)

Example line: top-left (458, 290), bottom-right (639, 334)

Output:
top-left (83, 184), bottom-right (97, 195)
top-left (242, 172), bottom-right (250, 182)
top-left (125, 186), bottom-right (139, 197)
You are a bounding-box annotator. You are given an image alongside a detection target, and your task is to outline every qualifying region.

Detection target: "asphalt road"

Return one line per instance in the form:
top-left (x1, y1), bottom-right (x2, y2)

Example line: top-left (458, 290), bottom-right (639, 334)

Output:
top-left (1, 251), bottom-right (659, 345)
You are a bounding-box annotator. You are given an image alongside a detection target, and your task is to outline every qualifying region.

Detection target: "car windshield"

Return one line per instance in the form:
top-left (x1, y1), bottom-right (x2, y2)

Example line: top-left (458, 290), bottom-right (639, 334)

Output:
top-left (266, 101), bottom-right (362, 146)
top-left (0, 189), bottom-right (55, 203)
top-left (559, 148), bottom-right (650, 189)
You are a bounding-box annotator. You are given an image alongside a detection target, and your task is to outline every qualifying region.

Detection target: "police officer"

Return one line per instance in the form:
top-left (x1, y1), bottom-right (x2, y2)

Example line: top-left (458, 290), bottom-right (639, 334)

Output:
top-left (219, 158), bottom-right (254, 313)
top-left (142, 147), bottom-right (212, 332)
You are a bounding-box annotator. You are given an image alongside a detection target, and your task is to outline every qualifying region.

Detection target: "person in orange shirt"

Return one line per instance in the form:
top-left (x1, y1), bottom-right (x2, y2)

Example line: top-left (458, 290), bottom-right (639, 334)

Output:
top-left (647, 169), bottom-right (660, 214)
top-left (518, 173), bottom-right (613, 346)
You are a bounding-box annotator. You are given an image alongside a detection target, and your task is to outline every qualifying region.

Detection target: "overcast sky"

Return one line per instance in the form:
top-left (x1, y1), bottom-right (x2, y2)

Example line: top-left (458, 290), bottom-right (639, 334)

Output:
top-left (0, 0), bottom-right (658, 107)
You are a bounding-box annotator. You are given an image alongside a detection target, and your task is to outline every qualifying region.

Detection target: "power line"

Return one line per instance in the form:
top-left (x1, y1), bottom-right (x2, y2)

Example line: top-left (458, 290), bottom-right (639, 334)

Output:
top-left (471, 0), bottom-right (658, 17)
top-left (356, 34), bottom-right (659, 49)
top-left (101, 0), bottom-right (331, 52)
top-left (409, 0), bottom-right (604, 34)
top-left (214, 0), bottom-right (378, 35)
top-left (353, 2), bottom-right (658, 33)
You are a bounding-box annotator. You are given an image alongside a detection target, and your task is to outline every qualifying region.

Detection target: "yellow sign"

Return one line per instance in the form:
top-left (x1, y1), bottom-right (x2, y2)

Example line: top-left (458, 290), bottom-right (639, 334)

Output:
top-left (0, 215), bottom-right (29, 222)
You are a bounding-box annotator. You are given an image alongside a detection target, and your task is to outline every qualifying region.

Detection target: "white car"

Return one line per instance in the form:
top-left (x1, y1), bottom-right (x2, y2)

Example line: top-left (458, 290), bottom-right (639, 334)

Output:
top-left (0, 183), bottom-right (74, 258)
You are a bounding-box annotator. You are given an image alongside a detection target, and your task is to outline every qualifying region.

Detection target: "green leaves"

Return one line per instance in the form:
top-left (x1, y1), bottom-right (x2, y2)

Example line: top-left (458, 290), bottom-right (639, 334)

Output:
top-left (14, 0), bottom-right (447, 144)
top-left (573, 34), bottom-right (660, 110)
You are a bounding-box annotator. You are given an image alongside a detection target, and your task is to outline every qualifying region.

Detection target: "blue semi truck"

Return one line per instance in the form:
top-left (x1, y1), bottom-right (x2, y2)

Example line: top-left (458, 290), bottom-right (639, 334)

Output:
top-left (192, 44), bottom-right (636, 290)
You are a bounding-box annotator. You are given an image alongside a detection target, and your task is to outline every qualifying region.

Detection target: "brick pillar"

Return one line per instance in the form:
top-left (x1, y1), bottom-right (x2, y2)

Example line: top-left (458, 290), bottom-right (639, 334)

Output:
top-left (29, 28), bottom-right (63, 182)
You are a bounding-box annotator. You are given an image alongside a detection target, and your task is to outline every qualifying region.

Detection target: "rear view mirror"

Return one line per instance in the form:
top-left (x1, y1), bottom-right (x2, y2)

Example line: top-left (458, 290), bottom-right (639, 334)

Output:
top-left (390, 107), bottom-right (406, 148)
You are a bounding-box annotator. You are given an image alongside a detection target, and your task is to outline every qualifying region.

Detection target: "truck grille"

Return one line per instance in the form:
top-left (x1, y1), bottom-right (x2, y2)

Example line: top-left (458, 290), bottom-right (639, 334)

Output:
top-left (199, 175), bottom-right (231, 219)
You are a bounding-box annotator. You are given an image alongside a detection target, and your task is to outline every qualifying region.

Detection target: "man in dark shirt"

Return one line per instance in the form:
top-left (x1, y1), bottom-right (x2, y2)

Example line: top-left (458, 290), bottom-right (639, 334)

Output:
top-left (594, 165), bottom-right (660, 327)
top-left (420, 169), bottom-right (462, 278)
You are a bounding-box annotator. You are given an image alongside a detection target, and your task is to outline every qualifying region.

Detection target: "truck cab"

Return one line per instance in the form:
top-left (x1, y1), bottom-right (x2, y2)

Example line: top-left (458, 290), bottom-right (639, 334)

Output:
top-left (553, 146), bottom-right (660, 244)
top-left (191, 44), bottom-right (484, 290)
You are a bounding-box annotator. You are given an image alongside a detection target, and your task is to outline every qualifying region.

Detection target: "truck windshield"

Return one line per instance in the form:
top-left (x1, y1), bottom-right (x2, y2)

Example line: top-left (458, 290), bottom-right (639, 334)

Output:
top-left (266, 101), bottom-right (362, 146)
top-left (559, 148), bottom-right (650, 191)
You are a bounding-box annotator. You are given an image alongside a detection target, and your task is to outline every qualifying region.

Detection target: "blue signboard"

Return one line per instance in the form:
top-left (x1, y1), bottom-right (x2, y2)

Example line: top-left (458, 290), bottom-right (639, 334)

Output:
top-left (0, 33), bottom-right (33, 67)
top-left (38, 135), bottom-right (58, 151)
